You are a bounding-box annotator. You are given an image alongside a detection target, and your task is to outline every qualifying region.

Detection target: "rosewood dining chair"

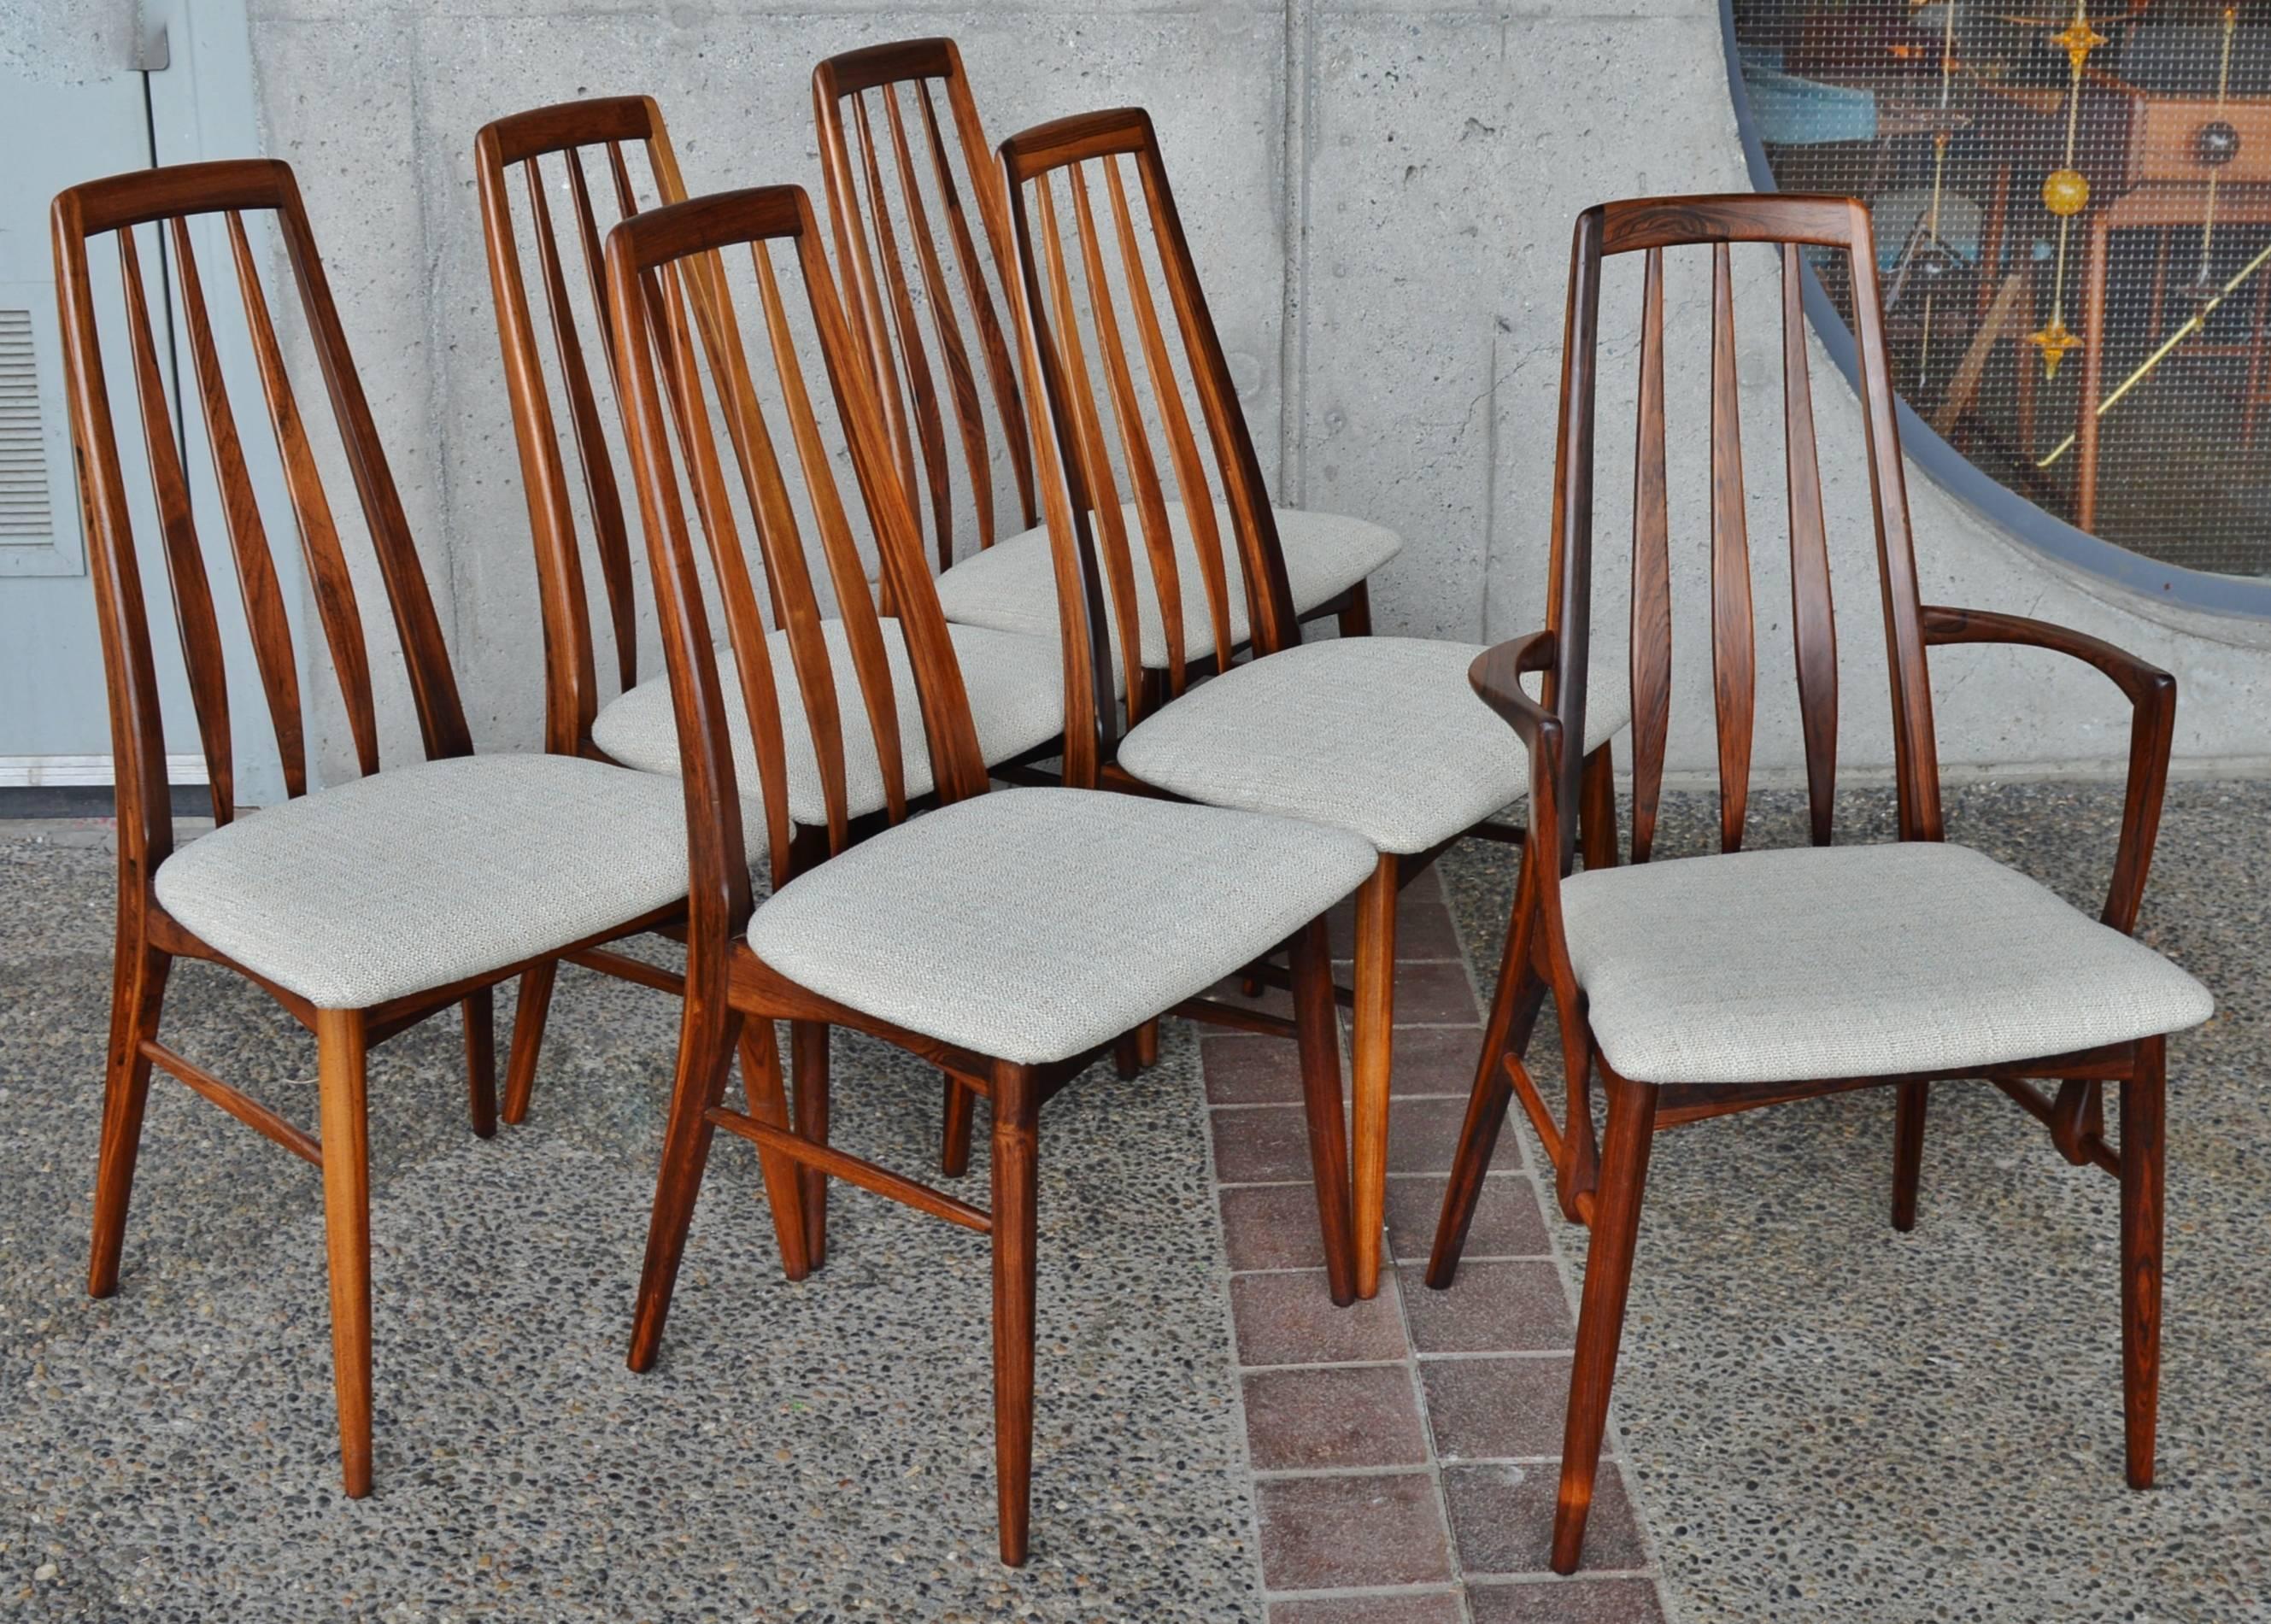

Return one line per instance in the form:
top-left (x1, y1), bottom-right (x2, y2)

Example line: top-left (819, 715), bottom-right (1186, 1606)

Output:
top-left (811, 39), bottom-right (1400, 660)
top-left (474, 97), bottom-right (1067, 1178)
top-left (998, 107), bottom-right (1630, 1299)
top-left (1424, 193), bottom-right (2215, 1574)
top-left (52, 158), bottom-right (696, 1497)
top-left (599, 182), bottom-right (1377, 1564)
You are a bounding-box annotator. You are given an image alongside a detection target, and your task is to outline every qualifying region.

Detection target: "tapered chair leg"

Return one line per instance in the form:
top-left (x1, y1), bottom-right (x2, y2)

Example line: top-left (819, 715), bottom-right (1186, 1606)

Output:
top-left (792, 1020), bottom-right (831, 1269)
top-left (941, 1074), bottom-right (976, 1178)
top-left (1891, 1080), bottom-right (1930, 1232)
top-left (1429, 854), bottom-right (1548, 1289)
top-left (1289, 917), bottom-right (1356, 1305)
top-left (2121, 1035), bottom-right (2165, 1490)
top-left (1112, 1031), bottom-right (1142, 1080)
top-left (737, 1022), bottom-right (811, 1281)
top-left (462, 988), bottom-right (498, 1140)
top-left (1552, 1066), bottom-right (1658, 1575)
top-left (314, 1008), bottom-right (374, 1498)
top-left (499, 959), bottom-right (556, 1127)
top-left (990, 1064), bottom-right (1041, 1566)
top-left (1135, 1018), bottom-right (1159, 1068)
top-left (1350, 856), bottom-right (1401, 1299)
top-left (627, 995), bottom-right (742, 1372)
top-left (88, 939), bottom-right (172, 1299)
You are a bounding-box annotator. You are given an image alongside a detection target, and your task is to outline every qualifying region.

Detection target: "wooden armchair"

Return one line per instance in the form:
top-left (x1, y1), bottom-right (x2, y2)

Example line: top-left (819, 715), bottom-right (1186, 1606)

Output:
top-left (1423, 193), bottom-right (2215, 1574)
top-left (811, 40), bottom-right (1398, 655)
top-left (596, 183), bottom-right (1376, 1564)
top-left (51, 159), bottom-right (694, 1496)
top-left (997, 107), bottom-right (1630, 1299)
top-left (474, 97), bottom-right (1068, 1161)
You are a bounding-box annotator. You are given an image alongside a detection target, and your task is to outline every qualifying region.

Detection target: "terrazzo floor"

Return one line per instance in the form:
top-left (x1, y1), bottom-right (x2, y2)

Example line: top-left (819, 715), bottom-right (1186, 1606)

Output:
top-left (0, 777), bottom-right (2262, 1621)
top-left (1440, 779), bottom-right (2270, 1624)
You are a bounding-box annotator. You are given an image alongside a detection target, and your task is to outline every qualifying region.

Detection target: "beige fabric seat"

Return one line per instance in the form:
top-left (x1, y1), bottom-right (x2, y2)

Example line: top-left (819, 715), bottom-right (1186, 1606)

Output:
top-left (747, 787), bottom-right (1379, 1064)
top-left (1558, 841), bottom-right (2215, 1086)
top-left (153, 753), bottom-right (693, 1010)
top-left (933, 502), bottom-right (1402, 669)
top-left (593, 619), bottom-right (1063, 827)
top-left (1115, 637), bottom-right (1629, 854)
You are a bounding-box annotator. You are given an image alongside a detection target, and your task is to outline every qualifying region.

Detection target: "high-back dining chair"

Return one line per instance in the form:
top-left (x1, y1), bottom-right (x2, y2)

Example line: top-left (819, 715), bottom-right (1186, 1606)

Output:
top-left (998, 108), bottom-right (1630, 1299)
top-left (1423, 193), bottom-right (2215, 1573)
top-left (474, 97), bottom-right (1067, 1172)
top-left (600, 182), bottom-right (1378, 1563)
top-left (51, 158), bottom-right (695, 1496)
top-left (812, 39), bottom-right (1400, 661)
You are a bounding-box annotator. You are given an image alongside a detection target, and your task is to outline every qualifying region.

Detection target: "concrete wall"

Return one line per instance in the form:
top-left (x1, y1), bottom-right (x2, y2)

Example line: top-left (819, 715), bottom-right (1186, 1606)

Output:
top-left (233, 0), bottom-right (2271, 783)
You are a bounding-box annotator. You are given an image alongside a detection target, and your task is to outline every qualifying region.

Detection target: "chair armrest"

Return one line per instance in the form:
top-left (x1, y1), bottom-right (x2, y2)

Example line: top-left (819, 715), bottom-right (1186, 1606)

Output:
top-left (1469, 630), bottom-right (1569, 838)
top-left (1919, 604), bottom-right (2176, 933)
top-left (1469, 625), bottom-right (1576, 908)
top-left (1469, 630), bottom-right (1564, 746)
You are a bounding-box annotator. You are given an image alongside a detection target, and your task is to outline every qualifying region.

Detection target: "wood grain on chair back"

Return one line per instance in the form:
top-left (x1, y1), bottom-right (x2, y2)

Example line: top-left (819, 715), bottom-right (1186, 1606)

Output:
top-left (813, 38), bottom-right (1037, 575)
top-left (51, 160), bottom-right (472, 879)
top-left (601, 185), bottom-right (989, 951)
top-left (998, 107), bottom-right (1300, 753)
top-left (1550, 194), bottom-right (1944, 865)
top-left (475, 97), bottom-right (696, 757)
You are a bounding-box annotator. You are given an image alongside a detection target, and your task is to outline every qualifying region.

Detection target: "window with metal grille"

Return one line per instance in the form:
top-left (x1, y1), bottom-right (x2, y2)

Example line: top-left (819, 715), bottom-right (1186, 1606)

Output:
top-left (1728, 0), bottom-right (2271, 592)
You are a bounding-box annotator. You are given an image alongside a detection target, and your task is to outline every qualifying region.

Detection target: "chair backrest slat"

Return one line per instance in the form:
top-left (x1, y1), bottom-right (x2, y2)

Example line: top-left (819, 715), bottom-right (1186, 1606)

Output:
top-left (1628, 246), bottom-right (1670, 865)
top-left (476, 97), bottom-right (695, 754)
top-left (678, 252), bottom-right (864, 854)
top-left (170, 217), bottom-right (308, 801)
top-left (1126, 137), bottom-right (1291, 649)
top-left (1781, 241), bottom-right (1838, 848)
top-left (1846, 236), bottom-right (1943, 844)
top-left (1707, 240), bottom-right (1756, 854)
top-left (1068, 161), bottom-right (1188, 693)
top-left (1033, 167), bottom-right (1147, 709)
top-left (916, 75), bottom-right (1035, 531)
top-left (55, 157), bottom-right (473, 882)
top-left (524, 153), bottom-right (639, 700)
top-left (850, 91), bottom-right (952, 573)
top-left (1548, 194), bottom-right (1944, 873)
top-left (814, 38), bottom-right (1037, 569)
top-left (1103, 155), bottom-right (1235, 675)
top-left (651, 261), bottom-right (805, 869)
top-left (752, 234), bottom-right (911, 825)
top-left (116, 224), bottom-right (236, 824)
top-left (602, 185), bottom-right (988, 926)
top-left (226, 209), bottom-right (383, 779)
top-left (879, 85), bottom-right (995, 565)
top-left (1002, 108), bottom-right (1300, 754)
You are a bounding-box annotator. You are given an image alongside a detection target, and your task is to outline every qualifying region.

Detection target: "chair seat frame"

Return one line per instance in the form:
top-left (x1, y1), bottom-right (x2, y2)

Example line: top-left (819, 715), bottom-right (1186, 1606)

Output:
top-left (55, 158), bottom-right (678, 1498)
top-left (1423, 196), bottom-right (2180, 1575)
top-left (598, 182), bottom-right (1358, 1567)
top-left (476, 95), bottom-right (1074, 1176)
top-left (997, 106), bottom-right (1616, 1299)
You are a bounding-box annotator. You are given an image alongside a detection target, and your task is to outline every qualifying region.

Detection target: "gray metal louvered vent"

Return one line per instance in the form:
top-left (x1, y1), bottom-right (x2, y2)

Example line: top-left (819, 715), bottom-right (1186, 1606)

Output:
top-left (0, 308), bottom-right (56, 542)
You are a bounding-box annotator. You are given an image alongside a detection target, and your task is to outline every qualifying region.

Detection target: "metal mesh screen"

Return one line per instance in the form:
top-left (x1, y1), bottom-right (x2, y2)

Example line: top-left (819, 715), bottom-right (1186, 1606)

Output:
top-left (1731, 0), bottom-right (2271, 578)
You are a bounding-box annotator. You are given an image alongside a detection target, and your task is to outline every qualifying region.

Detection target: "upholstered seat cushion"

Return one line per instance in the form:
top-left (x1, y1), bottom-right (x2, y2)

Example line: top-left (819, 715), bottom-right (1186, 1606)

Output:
top-left (932, 501), bottom-right (1401, 669)
top-left (745, 787), bottom-right (1379, 1064)
top-left (1559, 841), bottom-right (2215, 1086)
top-left (592, 619), bottom-right (1063, 827)
top-left (1115, 637), bottom-right (1628, 855)
top-left (153, 753), bottom-right (692, 1011)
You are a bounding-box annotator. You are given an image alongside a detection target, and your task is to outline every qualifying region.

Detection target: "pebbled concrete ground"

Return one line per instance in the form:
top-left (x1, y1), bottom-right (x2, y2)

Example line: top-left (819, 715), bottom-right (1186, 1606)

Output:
top-left (1441, 779), bottom-right (2270, 1624)
top-left (2, 777), bottom-right (2262, 1622)
top-left (0, 835), bottom-right (1259, 1621)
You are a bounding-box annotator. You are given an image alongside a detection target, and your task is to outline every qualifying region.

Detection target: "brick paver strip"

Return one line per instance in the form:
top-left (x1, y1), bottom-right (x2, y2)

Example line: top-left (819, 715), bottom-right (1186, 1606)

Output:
top-left (1210, 869), bottom-right (1672, 1618)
